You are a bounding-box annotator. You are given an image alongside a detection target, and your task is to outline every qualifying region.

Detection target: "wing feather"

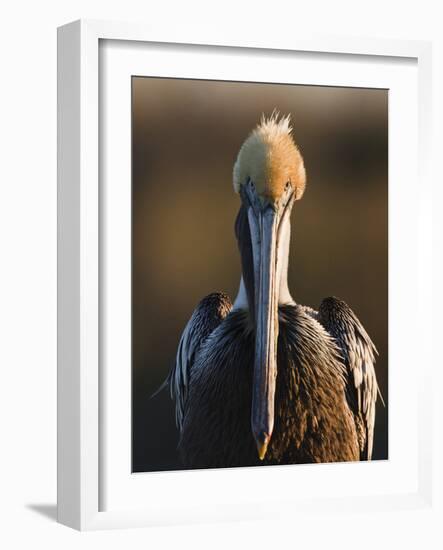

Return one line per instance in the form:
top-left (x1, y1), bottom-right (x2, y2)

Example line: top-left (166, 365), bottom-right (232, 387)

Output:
top-left (167, 292), bottom-right (232, 431)
top-left (318, 296), bottom-right (381, 460)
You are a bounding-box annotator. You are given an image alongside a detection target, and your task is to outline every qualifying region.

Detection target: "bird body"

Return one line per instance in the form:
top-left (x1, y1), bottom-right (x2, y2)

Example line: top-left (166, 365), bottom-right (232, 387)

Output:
top-left (176, 297), bottom-right (364, 468)
top-left (164, 113), bottom-right (381, 468)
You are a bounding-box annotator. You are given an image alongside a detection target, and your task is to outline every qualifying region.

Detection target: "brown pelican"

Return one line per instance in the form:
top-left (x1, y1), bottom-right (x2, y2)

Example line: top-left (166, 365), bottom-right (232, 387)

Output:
top-left (165, 113), bottom-right (382, 468)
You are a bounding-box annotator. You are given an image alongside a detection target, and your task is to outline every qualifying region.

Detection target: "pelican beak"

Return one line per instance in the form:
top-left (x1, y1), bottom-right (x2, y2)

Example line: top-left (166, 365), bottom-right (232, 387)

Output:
top-left (248, 200), bottom-right (280, 461)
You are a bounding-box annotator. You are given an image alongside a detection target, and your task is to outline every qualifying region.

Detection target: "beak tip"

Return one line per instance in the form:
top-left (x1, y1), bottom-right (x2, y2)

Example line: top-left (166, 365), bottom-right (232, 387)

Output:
top-left (255, 431), bottom-right (271, 461)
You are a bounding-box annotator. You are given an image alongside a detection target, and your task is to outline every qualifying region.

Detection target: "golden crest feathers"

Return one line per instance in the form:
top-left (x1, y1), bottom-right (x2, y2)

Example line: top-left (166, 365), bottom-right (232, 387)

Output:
top-left (233, 112), bottom-right (306, 201)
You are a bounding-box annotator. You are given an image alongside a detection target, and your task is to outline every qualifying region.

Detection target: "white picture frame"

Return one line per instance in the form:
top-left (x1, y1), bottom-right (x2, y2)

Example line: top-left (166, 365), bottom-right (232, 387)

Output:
top-left (57, 19), bottom-right (433, 531)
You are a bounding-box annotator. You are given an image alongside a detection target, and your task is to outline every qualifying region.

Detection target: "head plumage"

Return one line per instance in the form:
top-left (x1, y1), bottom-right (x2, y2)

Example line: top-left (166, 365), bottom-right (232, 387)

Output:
top-left (233, 112), bottom-right (306, 201)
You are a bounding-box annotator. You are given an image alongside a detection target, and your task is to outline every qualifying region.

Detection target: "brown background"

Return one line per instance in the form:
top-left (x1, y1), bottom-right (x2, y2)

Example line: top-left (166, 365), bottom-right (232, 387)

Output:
top-left (132, 77), bottom-right (388, 472)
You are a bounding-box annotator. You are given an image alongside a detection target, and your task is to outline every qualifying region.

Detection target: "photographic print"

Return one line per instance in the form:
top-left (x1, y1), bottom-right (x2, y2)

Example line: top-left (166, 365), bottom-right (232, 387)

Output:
top-left (132, 77), bottom-right (388, 472)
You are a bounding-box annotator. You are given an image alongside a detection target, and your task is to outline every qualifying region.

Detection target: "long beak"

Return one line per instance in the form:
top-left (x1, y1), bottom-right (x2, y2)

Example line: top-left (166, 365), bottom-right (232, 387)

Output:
top-left (248, 204), bottom-right (280, 460)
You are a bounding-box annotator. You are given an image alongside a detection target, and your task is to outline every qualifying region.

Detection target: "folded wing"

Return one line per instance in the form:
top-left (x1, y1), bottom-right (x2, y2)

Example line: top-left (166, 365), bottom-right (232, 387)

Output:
top-left (317, 297), bottom-right (381, 460)
top-left (167, 292), bottom-right (232, 431)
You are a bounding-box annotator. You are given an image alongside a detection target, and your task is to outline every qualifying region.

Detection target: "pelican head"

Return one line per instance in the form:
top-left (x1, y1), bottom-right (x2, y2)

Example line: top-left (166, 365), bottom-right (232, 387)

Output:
top-left (233, 113), bottom-right (306, 460)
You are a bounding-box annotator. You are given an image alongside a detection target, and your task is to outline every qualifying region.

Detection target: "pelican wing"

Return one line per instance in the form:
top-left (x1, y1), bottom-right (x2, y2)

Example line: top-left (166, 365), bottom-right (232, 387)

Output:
top-left (317, 297), bottom-right (381, 460)
top-left (168, 292), bottom-right (232, 431)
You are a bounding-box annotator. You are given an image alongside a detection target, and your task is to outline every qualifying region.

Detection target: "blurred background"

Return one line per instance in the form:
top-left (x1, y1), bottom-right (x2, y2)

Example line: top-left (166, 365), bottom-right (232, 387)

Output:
top-left (132, 77), bottom-right (388, 472)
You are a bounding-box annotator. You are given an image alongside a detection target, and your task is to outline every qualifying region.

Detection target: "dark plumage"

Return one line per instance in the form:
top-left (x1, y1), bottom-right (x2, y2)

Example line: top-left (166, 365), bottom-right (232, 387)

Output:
top-left (318, 297), bottom-right (380, 459)
top-left (175, 297), bottom-right (367, 468)
top-left (167, 292), bottom-right (233, 430)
